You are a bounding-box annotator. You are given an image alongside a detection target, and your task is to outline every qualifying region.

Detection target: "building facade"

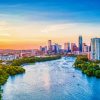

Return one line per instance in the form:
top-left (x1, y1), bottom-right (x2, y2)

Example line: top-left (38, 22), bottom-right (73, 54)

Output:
top-left (64, 43), bottom-right (70, 52)
top-left (91, 38), bottom-right (100, 60)
top-left (48, 40), bottom-right (52, 51)
top-left (79, 35), bottom-right (83, 52)
top-left (0, 54), bottom-right (18, 61)
top-left (82, 43), bottom-right (90, 53)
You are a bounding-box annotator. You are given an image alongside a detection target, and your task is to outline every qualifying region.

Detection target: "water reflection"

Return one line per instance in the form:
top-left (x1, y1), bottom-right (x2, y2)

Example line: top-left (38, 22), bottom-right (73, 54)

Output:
top-left (42, 71), bottom-right (50, 90)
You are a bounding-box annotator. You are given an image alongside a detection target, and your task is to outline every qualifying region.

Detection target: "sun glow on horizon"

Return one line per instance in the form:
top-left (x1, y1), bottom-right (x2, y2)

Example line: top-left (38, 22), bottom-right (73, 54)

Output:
top-left (0, 20), bottom-right (100, 49)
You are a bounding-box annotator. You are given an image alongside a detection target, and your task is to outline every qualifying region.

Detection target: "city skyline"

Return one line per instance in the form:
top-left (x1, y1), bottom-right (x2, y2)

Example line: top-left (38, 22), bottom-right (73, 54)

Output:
top-left (0, 35), bottom-right (98, 50)
top-left (0, 0), bottom-right (100, 49)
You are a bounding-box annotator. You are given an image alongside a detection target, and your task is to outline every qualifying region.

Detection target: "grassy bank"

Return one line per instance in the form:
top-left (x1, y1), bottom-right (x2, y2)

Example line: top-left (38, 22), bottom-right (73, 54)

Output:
top-left (74, 55), bottom-right (100, 78)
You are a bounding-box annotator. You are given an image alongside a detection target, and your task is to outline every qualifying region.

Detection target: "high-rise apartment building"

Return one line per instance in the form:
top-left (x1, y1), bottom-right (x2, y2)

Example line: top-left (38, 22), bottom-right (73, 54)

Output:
top-left (91, 38), bottom-right (100, 60)
top-left (64, 43), bottom-right (70, 52)
top-left (71, 43), bottom-right (78, 52)
top-left (52, 43), bottom-right (61, 54)
top-left (82, 43), bottom-right (90, 53)
top-left (48, 40), bottom-right (52, 51)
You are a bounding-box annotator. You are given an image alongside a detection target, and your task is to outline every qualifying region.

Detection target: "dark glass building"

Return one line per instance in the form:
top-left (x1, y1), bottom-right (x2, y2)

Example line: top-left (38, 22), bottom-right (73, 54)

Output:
top-left (79, 35), bottom-right (83, 52)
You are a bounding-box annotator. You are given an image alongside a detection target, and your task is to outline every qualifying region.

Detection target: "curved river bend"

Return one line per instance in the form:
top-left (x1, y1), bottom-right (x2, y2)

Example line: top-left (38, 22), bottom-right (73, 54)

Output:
top-left (2, 57), bottom-right (100, 100)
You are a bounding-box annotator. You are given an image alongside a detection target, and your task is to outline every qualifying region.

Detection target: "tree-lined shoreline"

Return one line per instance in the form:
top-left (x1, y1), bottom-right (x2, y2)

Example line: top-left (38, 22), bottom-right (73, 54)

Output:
top-left (11, 56), bottom-right (61, 66)
top-left (0, 55), bottom-right (61, 85)
top-left (74, 55), bottom-right (100, 78)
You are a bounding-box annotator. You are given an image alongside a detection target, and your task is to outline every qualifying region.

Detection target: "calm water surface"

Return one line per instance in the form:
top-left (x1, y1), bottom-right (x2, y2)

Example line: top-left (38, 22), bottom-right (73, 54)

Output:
top-left (2, 57), bottom-right (100, 100)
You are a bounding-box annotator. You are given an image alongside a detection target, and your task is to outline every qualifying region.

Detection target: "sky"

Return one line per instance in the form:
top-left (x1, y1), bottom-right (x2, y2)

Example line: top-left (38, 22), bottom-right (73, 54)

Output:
top-left (0, 0), bottom-right (100, 49)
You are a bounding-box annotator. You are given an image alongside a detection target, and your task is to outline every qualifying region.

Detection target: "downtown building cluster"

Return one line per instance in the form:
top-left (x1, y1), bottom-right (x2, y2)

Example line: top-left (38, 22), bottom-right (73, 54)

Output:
top-left (40, 40), bottom-right (62, 55)
top-left (40, 36), bottom-right (90, 56)
top-left (40, 36), bottom-right (100, 60)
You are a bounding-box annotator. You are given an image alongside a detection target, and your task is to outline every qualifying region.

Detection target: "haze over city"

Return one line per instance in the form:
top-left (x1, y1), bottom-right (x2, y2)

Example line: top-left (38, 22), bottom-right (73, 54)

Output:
top-left (0, 0), bottom-right (100, 49)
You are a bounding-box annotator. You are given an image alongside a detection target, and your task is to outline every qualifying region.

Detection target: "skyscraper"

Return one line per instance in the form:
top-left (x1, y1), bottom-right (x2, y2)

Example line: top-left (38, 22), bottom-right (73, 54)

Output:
top-left (71, 43), bottom-right (78, 52)
top-left (52, 43), bottom-right (61, 54)
top-left (91, 38), bottom-right (100, 60)
top-left (82, 43), bottom-right (90, 53)
top-left (64, 43), bottom-right (67, 50)
top-left (48, 40), bottom-right (52, 51)
top-left (64, 43), bottom-right (70, 52)
top-left (79, 35), bottom-right (83, 52)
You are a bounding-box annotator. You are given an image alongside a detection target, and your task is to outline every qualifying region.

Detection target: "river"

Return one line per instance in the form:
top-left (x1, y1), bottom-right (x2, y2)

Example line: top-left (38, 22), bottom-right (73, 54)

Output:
top-left (2, 57), bottom-right (100, 100)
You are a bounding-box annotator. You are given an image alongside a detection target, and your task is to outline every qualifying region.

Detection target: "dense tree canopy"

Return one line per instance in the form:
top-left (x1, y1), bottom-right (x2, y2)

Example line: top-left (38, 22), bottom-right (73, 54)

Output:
top-left (0, 65), bottom-right (25, 85)
top-left (74, 56), bottom-right (100, 78)
top-left (74, 55), bottom-right (100, 78)
top-left (11, 56), bottom-right (61, 66)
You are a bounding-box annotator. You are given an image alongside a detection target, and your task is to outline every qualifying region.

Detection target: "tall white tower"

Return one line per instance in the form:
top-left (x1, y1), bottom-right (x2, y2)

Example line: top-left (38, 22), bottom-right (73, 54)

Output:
top-left (91, 38), bottom-right (100, 60)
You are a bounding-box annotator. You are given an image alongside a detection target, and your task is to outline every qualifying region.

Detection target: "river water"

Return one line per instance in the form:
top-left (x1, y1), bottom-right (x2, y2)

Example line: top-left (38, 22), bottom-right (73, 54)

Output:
top-left (2, 57), bottom-right (100, 100)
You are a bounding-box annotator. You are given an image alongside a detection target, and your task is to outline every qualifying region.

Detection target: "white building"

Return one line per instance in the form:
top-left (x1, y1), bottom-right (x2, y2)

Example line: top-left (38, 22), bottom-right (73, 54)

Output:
top-left (91, 38), bottom-right (100, 60)
top-left (0, 54), bottom-right (18, 61)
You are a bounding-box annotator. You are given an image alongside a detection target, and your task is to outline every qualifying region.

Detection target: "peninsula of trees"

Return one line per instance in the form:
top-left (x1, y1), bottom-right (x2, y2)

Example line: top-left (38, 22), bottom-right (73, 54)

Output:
top-left (74, 55), bottom-right (100, 78)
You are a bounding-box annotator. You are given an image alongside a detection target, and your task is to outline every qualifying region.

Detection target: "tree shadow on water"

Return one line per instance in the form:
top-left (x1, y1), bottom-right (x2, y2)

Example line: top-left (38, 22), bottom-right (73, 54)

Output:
top-left (0, 86), bottom-right (3, 100)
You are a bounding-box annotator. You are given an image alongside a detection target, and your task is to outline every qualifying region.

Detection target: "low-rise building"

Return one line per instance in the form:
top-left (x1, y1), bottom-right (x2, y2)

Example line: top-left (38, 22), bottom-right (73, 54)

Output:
top-left (0, 54), bottom-right (18, 61)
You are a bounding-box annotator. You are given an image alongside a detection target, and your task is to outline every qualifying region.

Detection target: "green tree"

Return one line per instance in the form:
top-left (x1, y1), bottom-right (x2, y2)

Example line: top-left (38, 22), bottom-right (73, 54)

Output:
top-left (95, 70), bottom-right (100, 78)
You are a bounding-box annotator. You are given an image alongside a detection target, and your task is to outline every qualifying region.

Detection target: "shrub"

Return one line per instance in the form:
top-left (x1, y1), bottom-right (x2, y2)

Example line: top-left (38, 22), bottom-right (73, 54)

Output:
top-left (95, 70), bottom-right (100, 78)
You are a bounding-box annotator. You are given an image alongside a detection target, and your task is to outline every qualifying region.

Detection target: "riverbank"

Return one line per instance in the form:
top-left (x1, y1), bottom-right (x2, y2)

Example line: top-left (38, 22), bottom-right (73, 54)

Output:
top-left (0, 65), bottom-right (25, 100)
top-left (74, 55), bottom-right (100, 78)
top-left (11, 55), bottom-right (61, 66)
top-left (0, 55), bottom-right (61, 85)
top-left (0, 65), bottom-right (25, 85)
top-left (0, 86), bottom-right (3, 100)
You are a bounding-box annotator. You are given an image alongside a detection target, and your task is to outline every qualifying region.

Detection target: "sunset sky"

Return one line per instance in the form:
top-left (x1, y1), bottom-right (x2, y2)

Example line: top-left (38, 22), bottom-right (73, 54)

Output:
top-left (0, 0), bottom-right (100, 49)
